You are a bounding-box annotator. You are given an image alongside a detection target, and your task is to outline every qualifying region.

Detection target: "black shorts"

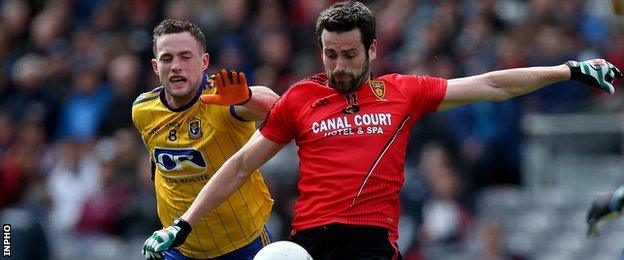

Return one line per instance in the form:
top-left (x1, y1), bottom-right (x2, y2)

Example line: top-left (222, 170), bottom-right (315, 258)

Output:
top-left (289, 223), bottom-right (402, 260)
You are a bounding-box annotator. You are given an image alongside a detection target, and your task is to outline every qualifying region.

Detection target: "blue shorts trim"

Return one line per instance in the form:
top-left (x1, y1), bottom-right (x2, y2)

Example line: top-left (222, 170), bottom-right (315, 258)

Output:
top-left (164, 227), bottom-right (272, 260)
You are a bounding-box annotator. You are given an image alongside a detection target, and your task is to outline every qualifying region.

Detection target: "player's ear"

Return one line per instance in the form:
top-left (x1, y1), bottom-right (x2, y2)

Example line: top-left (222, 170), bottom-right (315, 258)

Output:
top-left (201, 53), bottom-right (210, 71)
top-left (151, 58), bottom-right (159, 76)
top-left (368, 39), bottom-right (377, 61)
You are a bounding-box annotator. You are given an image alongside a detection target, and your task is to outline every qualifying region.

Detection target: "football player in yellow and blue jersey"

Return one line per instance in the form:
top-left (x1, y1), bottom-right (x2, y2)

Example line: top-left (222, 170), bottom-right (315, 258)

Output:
top-left (134, 19), bottom-right (278, 260)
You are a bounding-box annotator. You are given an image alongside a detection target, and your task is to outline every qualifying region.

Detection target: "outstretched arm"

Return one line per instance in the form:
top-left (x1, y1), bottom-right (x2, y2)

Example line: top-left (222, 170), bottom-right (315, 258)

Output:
top-left (181, 131), bottom-right (285, 225)
top-left (141, 132), bottom-right (285, 258)
top-left (438, 59), bottom-right (621, 111)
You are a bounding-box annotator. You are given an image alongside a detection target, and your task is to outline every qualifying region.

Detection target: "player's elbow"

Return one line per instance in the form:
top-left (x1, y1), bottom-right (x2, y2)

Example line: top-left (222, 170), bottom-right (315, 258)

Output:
top-left (250, 86), bottom-right (279, 118)
top-left (484, 73), bottom-right (521, 102)
top-left (250, 86), bottom-right (279, 101)
top-left (264, 87), bottom-right (280, 101)
top-left (261, 87), bottom-right (280, 107)
top-left (234, 171), bottom-right (251, 183)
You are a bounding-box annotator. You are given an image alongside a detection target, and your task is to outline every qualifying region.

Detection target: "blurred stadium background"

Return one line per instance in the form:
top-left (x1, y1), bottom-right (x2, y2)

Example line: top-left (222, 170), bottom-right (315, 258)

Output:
top-left (0, 0), bottom-right (623, 259)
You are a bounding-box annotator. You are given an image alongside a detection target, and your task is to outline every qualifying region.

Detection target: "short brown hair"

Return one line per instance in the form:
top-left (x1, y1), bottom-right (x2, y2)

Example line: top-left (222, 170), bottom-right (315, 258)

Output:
top-left (152, 19), bottom-right (206, 55)
top-left (315, 1), bottom-right (376, 51)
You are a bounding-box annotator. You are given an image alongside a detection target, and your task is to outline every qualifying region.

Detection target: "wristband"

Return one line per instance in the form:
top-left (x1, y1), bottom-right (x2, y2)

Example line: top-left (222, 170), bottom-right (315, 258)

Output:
top-left (235, 87), bottom-right (253, 106)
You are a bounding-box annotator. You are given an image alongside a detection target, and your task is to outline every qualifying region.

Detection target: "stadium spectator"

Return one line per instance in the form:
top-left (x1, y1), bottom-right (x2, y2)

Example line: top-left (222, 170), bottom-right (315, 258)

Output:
top-left (55, 68), bottom-right (113, 141)
top-left (100, 53), bottom-right (145, 136)
top-left (3, 53), bottom-right (59, 137)
top-left (46, 139), bottom-right (101, 234)
top-left (75, 156), bottom-right (133, 237)
top-left (466, 218), bottom-right (524, 260)
top-left (419, 142), bottom-right (473, 250)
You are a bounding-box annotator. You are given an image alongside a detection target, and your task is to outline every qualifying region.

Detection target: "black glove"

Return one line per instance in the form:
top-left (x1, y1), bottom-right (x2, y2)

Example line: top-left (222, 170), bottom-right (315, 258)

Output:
top-left (142, 218), bottom-right (192, 259)
top-left (565, 59), bottom-right (622, 94)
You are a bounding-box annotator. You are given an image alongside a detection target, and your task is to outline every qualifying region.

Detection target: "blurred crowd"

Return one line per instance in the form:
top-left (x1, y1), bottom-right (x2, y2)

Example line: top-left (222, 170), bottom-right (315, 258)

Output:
top-left (0, 0), bottom-right (622, 259)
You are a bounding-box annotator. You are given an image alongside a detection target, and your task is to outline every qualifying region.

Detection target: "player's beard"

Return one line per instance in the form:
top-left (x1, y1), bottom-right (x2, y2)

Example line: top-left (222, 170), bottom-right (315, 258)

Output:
top-left (328, 58), bottom-right (371, 93)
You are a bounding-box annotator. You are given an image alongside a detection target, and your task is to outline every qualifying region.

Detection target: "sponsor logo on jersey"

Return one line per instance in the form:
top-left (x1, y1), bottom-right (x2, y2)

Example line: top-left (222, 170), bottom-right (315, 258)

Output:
top-left (154, 148), bottom-right (206, 171)
top-left (162, 174), bottom-right (209, 183)
top-left (311, 113), bottom-right (393, 137)
top-left (369, 81), bottom-right (386, 100)
top-left (188, 118), bottom-right (202, 140)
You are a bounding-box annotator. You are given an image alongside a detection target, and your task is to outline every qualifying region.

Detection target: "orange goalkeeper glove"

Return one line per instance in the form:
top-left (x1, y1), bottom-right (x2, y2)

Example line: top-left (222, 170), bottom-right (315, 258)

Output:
top-left (200, 69), bottom-right (251, 106)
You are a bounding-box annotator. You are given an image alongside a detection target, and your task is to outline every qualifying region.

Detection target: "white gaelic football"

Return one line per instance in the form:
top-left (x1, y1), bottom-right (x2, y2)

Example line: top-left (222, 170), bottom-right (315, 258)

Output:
top-left (253, 241), bottom-right (313, 260)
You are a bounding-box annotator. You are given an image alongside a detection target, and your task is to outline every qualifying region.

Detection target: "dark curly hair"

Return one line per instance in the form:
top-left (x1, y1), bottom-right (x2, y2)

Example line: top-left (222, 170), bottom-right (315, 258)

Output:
top-left (315, 1), bottom-right (376, 51)
top-left (152, 19), bottom-right (206, 55)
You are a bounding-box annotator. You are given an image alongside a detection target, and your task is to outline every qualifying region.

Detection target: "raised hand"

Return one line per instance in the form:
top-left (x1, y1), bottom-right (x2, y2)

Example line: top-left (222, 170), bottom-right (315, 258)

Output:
top-left (200, 69), bottom-right (252, 106)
